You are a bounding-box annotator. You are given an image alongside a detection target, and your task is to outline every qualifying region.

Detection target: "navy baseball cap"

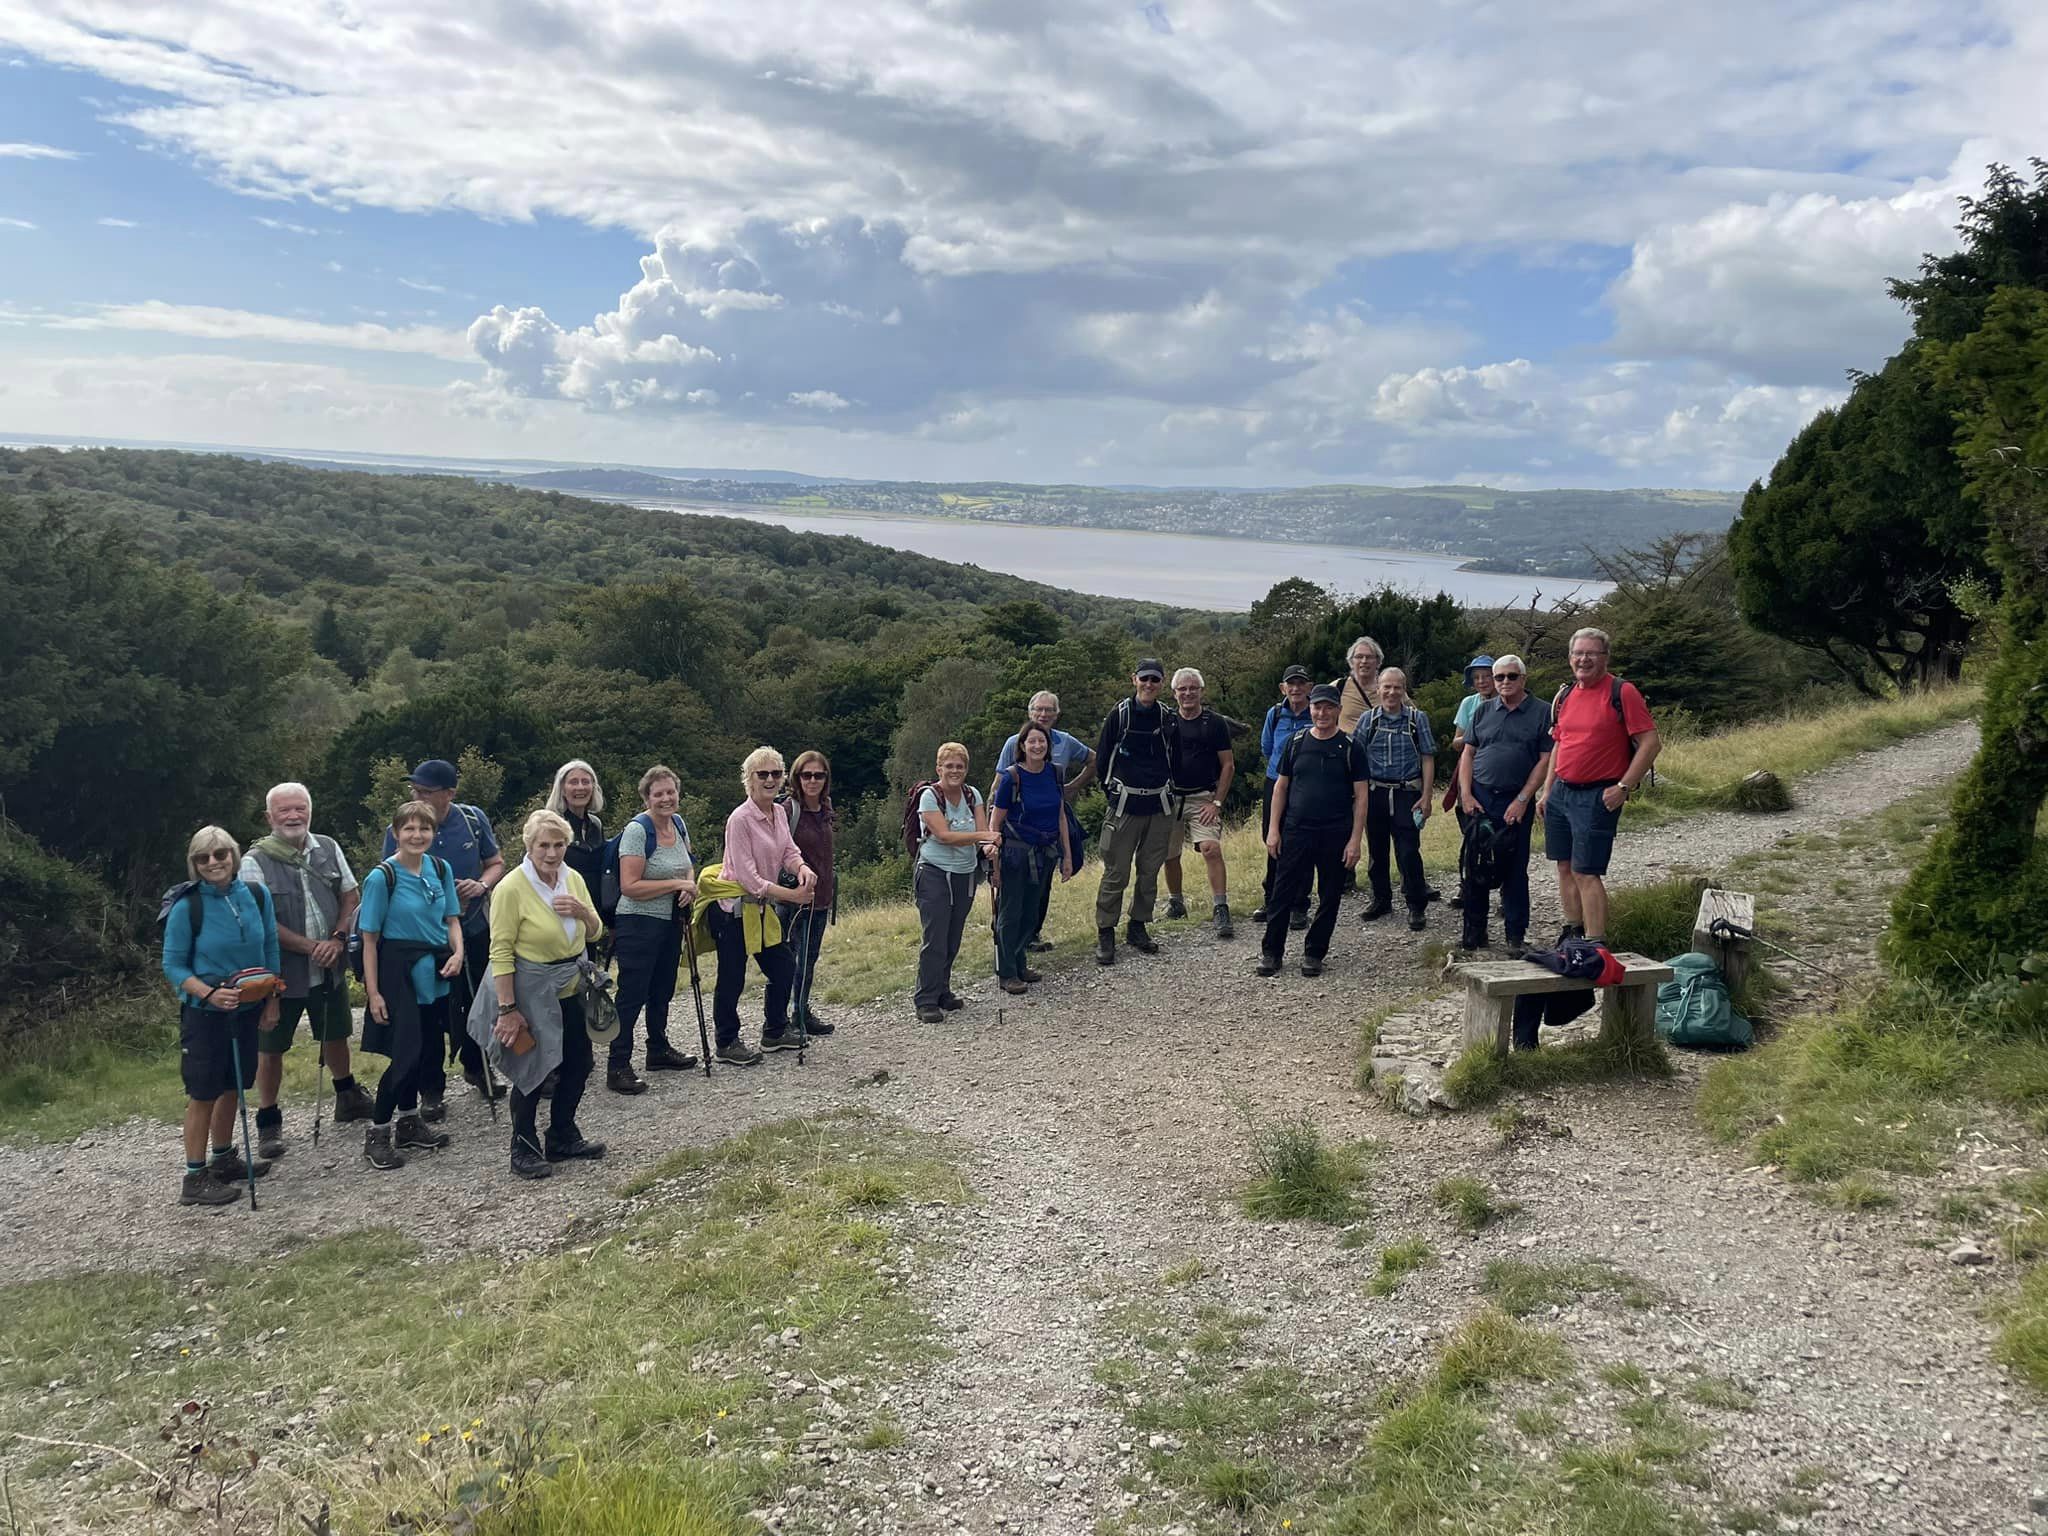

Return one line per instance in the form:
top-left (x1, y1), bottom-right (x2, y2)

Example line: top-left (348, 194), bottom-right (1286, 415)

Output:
top-left (1308, 683), bottom-right (1342, 706)
top-left (1134, 658), bottom-right (1165, 680)
top-left (407, 758), bottom-right (459, 790)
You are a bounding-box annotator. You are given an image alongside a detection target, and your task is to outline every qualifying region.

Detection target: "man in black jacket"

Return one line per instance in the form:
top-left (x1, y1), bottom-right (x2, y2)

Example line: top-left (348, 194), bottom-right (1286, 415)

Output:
top-left (1257, 684), bottom-right (1368, 977)
top-left (1092, 659), bottom-right (1175, 965)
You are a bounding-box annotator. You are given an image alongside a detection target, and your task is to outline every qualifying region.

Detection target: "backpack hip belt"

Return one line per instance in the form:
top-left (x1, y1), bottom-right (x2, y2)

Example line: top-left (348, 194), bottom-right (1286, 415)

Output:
top-left (1103, 777), bottom-right (1169, 818)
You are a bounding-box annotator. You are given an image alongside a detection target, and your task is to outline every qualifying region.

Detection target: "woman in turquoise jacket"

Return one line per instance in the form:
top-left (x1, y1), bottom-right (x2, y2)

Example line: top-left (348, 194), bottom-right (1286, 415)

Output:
top-left (162, 824), bottom-right (281, 1208)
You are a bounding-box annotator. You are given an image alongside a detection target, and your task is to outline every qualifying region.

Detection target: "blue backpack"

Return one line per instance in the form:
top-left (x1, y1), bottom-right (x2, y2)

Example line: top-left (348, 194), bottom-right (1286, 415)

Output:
top-left (599, 812), bottom-right (692, 925)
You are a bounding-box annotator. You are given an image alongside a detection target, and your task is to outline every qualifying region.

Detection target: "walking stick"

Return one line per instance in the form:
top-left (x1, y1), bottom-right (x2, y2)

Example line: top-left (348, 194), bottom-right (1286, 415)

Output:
top-left (454, 961), bottom-right (499, 1123)
top-left (788, 904), bottom-right (817, 1067)
top-left (312, 1048), bottom-right (327, 1150)
top-left (228, 1033), bottom-right (260, 1212)
top-left (682, 910), bottom-right (714, 1078)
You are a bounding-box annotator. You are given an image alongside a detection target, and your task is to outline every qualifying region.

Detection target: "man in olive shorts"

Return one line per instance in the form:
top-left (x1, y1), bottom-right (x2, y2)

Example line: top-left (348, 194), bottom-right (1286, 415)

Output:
top-left (1160, 667), bottom-right (1237, 939)
top-left (242, 782), bottom-right (369, 1159)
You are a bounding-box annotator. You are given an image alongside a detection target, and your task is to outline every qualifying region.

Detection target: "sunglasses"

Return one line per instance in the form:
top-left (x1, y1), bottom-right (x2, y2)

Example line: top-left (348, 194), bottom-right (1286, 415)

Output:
top-left (754, 769), bottom-right (785, 781)
top-left (799, 770), bottom-right (827, 781)
top-left (1492, 671), bottom-right (1523, 680)
top-left (196, 849), bottom-right (235, 865)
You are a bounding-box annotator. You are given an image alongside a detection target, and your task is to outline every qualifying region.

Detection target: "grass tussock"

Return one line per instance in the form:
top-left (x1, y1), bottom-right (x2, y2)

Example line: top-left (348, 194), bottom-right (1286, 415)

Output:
top-left (1482, 1258), bottom-right (1660, 1317)
top-left (0, 1110), bottom-right (963, 1532)
top-left (1241, 1114), bottom-right (1369, 1225)
top-left (1604, 874), bottom-right (1717, 962)
top-left (1443, 1012), bottom-right (1673, 1110)
top-left (1998, 1266), bottom-right (2048, 1393)
top-left (1434, 1176), bottom-right (1520, 1233)
top-left (1368, 1237), bottom-right (1434, 1297)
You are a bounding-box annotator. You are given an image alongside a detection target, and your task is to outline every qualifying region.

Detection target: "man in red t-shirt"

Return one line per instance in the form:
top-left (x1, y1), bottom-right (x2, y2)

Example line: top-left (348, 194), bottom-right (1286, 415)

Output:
top-left (1536, 627), bottom-right (1660, 946)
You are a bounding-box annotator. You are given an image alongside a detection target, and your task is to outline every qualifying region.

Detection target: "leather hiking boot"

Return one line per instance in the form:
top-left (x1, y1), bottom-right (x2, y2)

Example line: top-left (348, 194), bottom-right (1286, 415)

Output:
top-left (797, 1012), bottom-right (835, 1036)
top-left (331, 1082), bottom-right (375, 1123)
top-left (1408, 910), bottom-right (1428, 932)
top-left (644, 1042), bottom-right (698, 1071)
top-left (940, 993), bottom-right (965, 1011)
top-left (180, 1169), bottom-right (239, 1207)
top-left (1250, 907), bottom-right (1270, 923)
top-left (1255, 952), bottom-right (1282, 977)
top-left (510, 1145), bottom-right (554, 1180)
top-left (209, 1146), bottom-right (271, 1183)
top-left (1000, 977), bottom-right (1029, 995)
top-left (1288, 909), bottom-right (1309, 931)
top-left (1125, 921), bottom-right (1159, 954)
top-left (420, 1095), bottom-right (448, 1124)
top-left (1018, 967), bottom-right (1043, 984)
top-left (916, 1005), bottom-right (945, 1024)
top-left (1556, 922), bottom-right (1585, 946)
top-left (1359, 901), bottom-right (1392, 923)
top-left (545, 1135), bottom-right (606, 1162)
top-left (762, 1028), bottom-right (807, 1053)
top-left (716, 1041), bottom-right (763, 1067)
top-left (256, 1110), bottom-right (287, 1162)
top-left (1095, 927), bottom-right (1117, 966)
top-left (607, 1066), bottom-right (649, 1095)
top-left (1027, 937), bottom-right (1054, 953)
top-left (1213, 903), bottom-right (1235, 940)
top-left (1301, 956), bottom-right (1324, 978)
top-left (1164, 894), bottom-right (1189, 920)
top-left (396, 1114), bottom-right (450, 1151)
top-left (364, 1124), bottom-right (407, 1171)
top-left (1506, 933), bottom-right (1528, 953)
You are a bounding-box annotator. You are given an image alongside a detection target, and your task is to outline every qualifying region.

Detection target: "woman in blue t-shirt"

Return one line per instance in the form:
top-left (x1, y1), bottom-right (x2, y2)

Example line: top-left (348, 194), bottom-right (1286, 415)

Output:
top-left (358, 799), bottom-right (465, 1170)
top-left (990, 721), bottom-right (1076, 993)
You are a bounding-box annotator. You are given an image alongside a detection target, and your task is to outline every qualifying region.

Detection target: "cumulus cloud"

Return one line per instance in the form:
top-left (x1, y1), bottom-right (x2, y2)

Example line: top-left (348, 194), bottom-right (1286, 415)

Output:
top-left (916, 405), bottom-right (1017, 443)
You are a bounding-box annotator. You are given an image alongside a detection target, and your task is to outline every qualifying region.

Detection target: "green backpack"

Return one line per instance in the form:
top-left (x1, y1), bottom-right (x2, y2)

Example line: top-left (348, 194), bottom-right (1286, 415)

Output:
top-left (1656, 952), bottom-right (1753, 1050)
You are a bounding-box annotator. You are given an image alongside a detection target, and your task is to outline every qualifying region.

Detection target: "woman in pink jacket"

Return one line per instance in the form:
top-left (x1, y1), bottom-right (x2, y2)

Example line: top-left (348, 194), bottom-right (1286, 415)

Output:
top-left (708, 746), bottom-right (817, 1064)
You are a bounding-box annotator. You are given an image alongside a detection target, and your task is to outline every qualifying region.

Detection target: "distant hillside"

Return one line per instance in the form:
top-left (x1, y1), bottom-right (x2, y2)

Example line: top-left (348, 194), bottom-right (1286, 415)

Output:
top-left (509, 467), bottom-right (699, 496)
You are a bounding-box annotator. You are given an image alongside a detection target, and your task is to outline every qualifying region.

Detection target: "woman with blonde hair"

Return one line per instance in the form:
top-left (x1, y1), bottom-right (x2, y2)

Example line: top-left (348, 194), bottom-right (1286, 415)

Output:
top-left (607, 763), bottom-right (699, 1093)
top-left (162, 825), bottom-right (281, 1207)
top-left (471, 808), bottom-right (604, 1180)
top-left (702, 746), bottom-right (816, 1065)
top-left (912, 741), bottom-right (995, 1024)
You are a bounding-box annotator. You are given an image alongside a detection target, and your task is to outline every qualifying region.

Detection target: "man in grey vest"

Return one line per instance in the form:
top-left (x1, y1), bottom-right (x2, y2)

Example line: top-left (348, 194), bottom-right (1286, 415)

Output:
top-left (241, 782), bottom-right (368, 1158)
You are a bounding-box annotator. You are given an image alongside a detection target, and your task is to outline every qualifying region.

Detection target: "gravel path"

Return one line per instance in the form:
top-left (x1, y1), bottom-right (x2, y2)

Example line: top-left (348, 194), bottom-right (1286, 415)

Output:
top-left (8, 718), bottom-right (2036, 1535)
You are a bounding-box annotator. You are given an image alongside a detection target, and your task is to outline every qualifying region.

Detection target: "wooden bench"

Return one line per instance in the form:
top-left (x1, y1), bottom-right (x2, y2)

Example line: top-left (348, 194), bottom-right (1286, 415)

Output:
top-left (1454, 953), bottom-right (1675, 1055)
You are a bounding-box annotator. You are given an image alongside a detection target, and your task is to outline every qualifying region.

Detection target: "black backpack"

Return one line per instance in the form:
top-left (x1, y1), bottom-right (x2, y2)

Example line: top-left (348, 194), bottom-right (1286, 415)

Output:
top-left (347, 855), bottom-right (453, 979)
top-left (1461, 816), bottom-right (1509, 892)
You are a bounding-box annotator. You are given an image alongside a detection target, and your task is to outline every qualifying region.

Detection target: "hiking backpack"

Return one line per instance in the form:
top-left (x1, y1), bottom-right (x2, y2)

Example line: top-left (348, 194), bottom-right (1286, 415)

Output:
top-left (158, 877), bottom-right (273, 966)
top-left (1655, 952), bottom-right (1753, 1050)
top-left (1549, 677), bottom-right (1655, 786)
top-left (1107, 696), bottom-right (1176, 787)
top-left (346, 855), bottom-right (454, 979)
top-left (1460, 815), bottom-right (1509, 892)
top-left (598, 812), bottom-right (692, 926)
top-left (902, 783), bottom-right (982, 861)
top-left (1357, 706), bottom-right (1422, 754)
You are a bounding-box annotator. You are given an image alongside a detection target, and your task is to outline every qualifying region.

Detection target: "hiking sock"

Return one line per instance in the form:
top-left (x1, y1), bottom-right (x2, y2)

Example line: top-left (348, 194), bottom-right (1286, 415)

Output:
top-left (185, 1160), bottom-right (206, 1177)
top-left (1583, 934), bottom-right (1606, 945)
top-left (210, 1144), bottom-right (233, 1163)
top-left (332, 1074), bottom-right (357, 1093)
top-left (255, 1104), bottom-right (283, 1131)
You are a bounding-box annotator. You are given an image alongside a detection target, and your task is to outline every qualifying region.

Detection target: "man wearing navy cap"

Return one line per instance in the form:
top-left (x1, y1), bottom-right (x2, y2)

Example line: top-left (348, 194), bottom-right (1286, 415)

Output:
top-left (382, 758), bottom-right (506, 1110)
top-left (1256, 682), bottom-right (1367, 976)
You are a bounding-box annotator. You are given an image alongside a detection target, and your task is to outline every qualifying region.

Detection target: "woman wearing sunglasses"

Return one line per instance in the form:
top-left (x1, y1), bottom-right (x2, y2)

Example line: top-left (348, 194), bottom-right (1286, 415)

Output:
top-left (780, 751), bottom-right (838, 1038)
top-left (162, 824), bottom-right (282, 1207)
top-left (701, 746), bottom-right (816, 1065)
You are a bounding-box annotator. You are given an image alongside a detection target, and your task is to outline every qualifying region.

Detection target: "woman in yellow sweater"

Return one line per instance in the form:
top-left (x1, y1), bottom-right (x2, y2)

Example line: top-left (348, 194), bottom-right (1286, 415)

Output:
top-left (475, 809), bottom-right (603, 1181)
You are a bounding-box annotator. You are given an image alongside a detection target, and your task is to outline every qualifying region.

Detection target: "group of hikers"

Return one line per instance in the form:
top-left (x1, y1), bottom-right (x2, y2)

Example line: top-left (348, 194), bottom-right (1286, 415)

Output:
top-left (162, 627), bottom-right (1658, 1210)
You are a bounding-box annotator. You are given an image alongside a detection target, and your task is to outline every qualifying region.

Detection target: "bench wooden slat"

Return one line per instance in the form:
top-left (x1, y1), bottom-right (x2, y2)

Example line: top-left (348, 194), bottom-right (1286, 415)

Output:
top-left (1456, 953), bottom-right (1673, 997)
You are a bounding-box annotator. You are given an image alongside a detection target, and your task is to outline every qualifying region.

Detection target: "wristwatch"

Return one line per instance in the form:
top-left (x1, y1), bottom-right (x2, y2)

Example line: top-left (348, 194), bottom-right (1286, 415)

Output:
top-left (497, 1001), bottom-right (518, 1016)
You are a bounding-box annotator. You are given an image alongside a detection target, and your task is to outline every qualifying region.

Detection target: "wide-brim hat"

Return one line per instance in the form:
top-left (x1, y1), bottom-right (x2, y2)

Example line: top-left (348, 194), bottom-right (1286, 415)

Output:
top-left (1464, 654), bottom-right (1496, 684)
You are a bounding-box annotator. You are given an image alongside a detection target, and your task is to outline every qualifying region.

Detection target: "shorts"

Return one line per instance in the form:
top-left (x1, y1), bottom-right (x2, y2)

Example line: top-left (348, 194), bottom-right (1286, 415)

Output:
top-left (1167, 791), bottom-right (1225, 857)
top-left (180, 1002), bottom-right (262, 1101)
top-left (1544, 780), bottom-right (1622, 877)
top-left (258, 982), bottom-right (354, 1053)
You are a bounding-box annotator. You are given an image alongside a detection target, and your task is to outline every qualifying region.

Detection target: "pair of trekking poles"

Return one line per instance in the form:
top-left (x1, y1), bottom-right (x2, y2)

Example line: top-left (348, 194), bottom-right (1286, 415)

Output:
top-left (681, 896), bottom-right (820, 1068)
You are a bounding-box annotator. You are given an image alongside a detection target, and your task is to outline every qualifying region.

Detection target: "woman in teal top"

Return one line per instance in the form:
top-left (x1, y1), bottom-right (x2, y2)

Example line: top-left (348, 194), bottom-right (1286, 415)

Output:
top-left (162, 824), bottom-right (281, 1209)
top-left (912, 741), bottom-right (994, 1023)
top-left (358, 800), bottom-right (465, 1170)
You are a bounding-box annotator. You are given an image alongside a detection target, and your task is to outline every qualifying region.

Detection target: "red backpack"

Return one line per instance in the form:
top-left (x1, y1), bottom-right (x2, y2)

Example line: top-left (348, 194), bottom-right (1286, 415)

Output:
top-left (901, 782), bottom-right (981, 859)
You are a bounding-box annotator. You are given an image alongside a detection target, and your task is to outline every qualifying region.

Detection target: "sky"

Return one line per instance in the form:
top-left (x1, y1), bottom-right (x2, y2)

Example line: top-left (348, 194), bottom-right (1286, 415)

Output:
top-left (0, 1), bottom-right (2042, 490)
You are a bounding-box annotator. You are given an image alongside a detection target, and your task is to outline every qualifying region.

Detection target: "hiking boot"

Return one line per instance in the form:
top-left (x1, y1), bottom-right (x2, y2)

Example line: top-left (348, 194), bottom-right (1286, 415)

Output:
top-left (420, 1094), bottom-right (448, 1123)
top-left (1255, 952), bottom-right (1282, 977)
top-left (1095, 927), bottom-right (1117, 966)
top-left (209, 1146), bottom-right (271, 1183)
top-left (1288, 908), bottom-right (1309, 931)
top-left (1448, 890), bottom-right (1465, 910)
top-left (1213, 903), bottom-right (1234, 940)
top-left (462, 1065), bottom-right (505, 1102)
top-left (1408, 910), bottom-right (1427, 932)
top-left (1001, 977), bottom-right (1029, 995)
top-left (1251, 907), bottom-right (1270, 923)
top-left (797, 1012), bottom-right (835, 1037)
top-left (1164, 894), bottom-right (1189, 920)
top-left (607, 1066), bottom-right (649, 1095)
top-left (1124, 921), bottom-right (1159, 954)
top-left (1301, 956), bottom-right (1324, 978)
top-left (256, 1110), bottom-right (287, 1162)
top-left (1027, 938), bottom-right (1054, 953)
top-left (1018, 967), bottom-right (1042, 984)
top-left (645, 1042), bottom-right (698, 1071)
top-left (762, 1028), bottom-right (806, 1053)
top-left (716, 1041), bottom-right (763, 1067)
top-left (545, 1135), bottom-right (607, 1162)
top-left (1459, 921), bottom-right (1489, 952)
top-left (364, 1124), bottom-right (407, 1171)
top-left (180, 1169), bottom-right (240, 1207)
top-left (1359, 901), bottom-right (1391, 923)
top-left (332, 1082), bottom-right (375, 1123)
top-left (940, 993), bottom-right (965, 1011)
top-left (1425, 887), bottom-right (1443, 905)
top-left (1556, 922), bottom-right (1585, 946)
top-left (1505, 932), bottom-right (1527, 953)
top-left (510, 1145), bottom-right (553, 1180)
top-left (396, 1113), bottom-right (450, 1151)
top-left (916, 1005), bottom-right (945, 1024)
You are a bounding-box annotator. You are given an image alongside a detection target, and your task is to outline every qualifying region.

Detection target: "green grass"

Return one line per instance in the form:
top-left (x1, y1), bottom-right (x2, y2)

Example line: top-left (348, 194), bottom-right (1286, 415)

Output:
top-left (1681, 1375), bottom-right (1758, 1412)
top-left (1433, 1176), bottom-right (1520, 1233)
top-left (1432, 1308), bottom-right (1572, 1393)
top-left (1598, 1361), bottom-right (1651, 1393)
top-left (1997, 1265), bottom-right (2048, 1392)
top-left (1368, 1237), bottom-right (1434, 1297)
top-left (1241, 1115), bottom-right (1368, 1224)
top-left (1481, 1258), bottom-right (1660, 1316)
top-left (1160, 1256), bottom-right (1208, 1287)
top-left (1604, 874), bottom-right (1716, 961)
top-left (1443, 1009), bottom-right (1673, 1109)
top-left (0, 1110), bottom-right (962, 1532)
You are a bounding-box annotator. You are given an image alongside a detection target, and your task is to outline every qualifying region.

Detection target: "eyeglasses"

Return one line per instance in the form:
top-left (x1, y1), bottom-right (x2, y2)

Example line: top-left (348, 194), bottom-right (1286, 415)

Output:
top-left (196, 849), bottom-right (235, 865)
top-left (1492, 671), bottom-right (1523, 680)
top-left (799, 771), bottom-right (826, 781)
top-left (754, 769), bottom-right (784, 781)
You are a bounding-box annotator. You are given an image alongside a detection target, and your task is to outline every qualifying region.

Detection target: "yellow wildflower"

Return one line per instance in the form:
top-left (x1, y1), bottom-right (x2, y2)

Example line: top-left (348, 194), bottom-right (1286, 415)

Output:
top-left (418, 1432), bottom-right (433, 1445)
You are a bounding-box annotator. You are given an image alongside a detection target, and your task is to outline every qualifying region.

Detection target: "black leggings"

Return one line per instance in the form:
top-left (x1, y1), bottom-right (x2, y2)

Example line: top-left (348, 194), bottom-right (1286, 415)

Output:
top-left (373, 996), bottom-right (447, 1124)
top-left (510, 994), bottom-right (592, 1156)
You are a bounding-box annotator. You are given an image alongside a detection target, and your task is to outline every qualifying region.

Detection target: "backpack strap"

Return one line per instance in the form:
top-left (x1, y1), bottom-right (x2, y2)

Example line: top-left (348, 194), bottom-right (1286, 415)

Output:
top-left (456, 802), bottom-right (491, 851)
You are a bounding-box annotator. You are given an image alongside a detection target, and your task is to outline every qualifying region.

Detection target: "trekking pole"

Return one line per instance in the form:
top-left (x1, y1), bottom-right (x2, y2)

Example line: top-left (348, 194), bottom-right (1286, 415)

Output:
top-left (312, 1047), bottom-right (327, 1151)
top-left (789, 906), bottom-right (813, 1067)
top-left (228, 1032), bottom-right (260, 1213)
top-left (683, 916), bottom-right (714, 1079)
top-left (456, 964), bottom-right (500, 1124)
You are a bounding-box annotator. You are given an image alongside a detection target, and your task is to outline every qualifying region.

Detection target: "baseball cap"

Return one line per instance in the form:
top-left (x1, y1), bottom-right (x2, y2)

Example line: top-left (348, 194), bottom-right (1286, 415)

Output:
top-left (1134, 658), bottom-right (1165, 680)
top-left (407, 758), bottom-right (459, 790)
top-left (1281, 664), bottom-right (1311, 683)
top-left (1308, 683), bottom-right (1342, 706)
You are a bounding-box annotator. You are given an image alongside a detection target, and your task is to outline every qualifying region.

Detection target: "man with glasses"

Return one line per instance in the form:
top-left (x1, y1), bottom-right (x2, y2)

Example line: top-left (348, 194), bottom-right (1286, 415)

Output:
top-left (1454, 654), bottom-right (1549, 952)
top-left (1354, 669), bottom-right (1437, 932)
top-left (1537, 628), bottom-right (1660, 947)
top-left (1092, 659), bottom-right (1176, 966)
top-left (1160, 667), bottom-right (1236, 938)
top-left (1253, 665), bottom-right (1316, 929)
top-left (994, 691), bottom-right (1096, 953)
